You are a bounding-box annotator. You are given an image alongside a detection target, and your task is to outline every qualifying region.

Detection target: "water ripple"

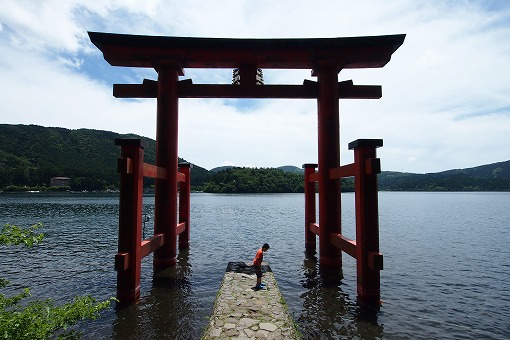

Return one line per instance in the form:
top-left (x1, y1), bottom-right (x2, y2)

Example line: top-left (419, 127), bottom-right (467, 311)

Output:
top-left (1, 192), bottom-right (510, 339)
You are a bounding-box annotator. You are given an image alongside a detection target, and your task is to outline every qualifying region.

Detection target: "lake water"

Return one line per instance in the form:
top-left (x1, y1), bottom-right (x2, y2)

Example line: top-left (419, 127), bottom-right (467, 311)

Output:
top-left (0, 192), bottom-right (509, 339)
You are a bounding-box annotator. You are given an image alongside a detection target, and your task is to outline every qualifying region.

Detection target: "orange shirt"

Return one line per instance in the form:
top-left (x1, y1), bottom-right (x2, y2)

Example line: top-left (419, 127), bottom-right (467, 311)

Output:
top-left (253, 248), bottom-right (263, 266)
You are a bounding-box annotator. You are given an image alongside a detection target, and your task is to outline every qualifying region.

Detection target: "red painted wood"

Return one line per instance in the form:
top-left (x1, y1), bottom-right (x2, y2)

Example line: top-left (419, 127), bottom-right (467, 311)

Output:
top-left (114, 252), bottom-right (129, 271)
top-left (115, 139), bottom-right (145, 303)
top-left (316, 65), bottom-right (342, 268)
top-left (140, 233), bottom-right (164, 258)
top-left (153, 65), bottom-right (180, 270)
top-left (349, 139), bottom-right (383, 305)
top-left (309, 172), bottom-right (320, 183)
top-left (329, 163), bottom-right (356, 180)
top-left (176, 222), bottom-right (185, 236)
top-left (143, 163), bottom-right (167, 179)
top-left (176, 172), bottom-right (186, 182)
top-left (178, 163), bottom-right (192, 249)
top-left (117, 157), bottom-right (133, 174)
top-left (113, 80), bottom-right (381, 99)
top-left (308, 223), bottom-right (320, 236)
top-left (95, 32), bottom-right (404, 307)
top-left (368, 251), bottom-right (384, 271)
top-left (88, 32), bottom-right (405, 69)
top-left (330, 233), bottom-right (357, 258)
top-left (303, 164), bottom-right (318, 252)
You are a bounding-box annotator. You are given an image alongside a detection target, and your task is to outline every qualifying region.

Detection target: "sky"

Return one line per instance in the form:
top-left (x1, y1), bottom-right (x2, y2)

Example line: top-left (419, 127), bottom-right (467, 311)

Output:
top-left (1, 1), bottom-right (509, 173)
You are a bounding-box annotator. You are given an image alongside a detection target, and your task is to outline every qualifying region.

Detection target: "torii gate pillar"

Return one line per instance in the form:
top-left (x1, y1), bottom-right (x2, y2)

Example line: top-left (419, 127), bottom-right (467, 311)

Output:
top-left (315, 65), bottom-right (342, 267)
top-left (153, 64), bottom-right (183, 269)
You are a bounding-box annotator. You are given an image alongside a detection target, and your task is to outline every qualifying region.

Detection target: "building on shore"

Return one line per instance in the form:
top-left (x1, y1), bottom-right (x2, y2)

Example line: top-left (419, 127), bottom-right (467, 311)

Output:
top-left (50, 177), bottom-right (71, 187)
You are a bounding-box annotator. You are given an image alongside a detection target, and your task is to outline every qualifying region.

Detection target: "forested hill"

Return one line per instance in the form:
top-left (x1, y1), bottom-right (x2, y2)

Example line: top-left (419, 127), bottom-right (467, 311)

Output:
top-left (378, 160), bottom-right (510, 191)
top-left (0, 124), bottom-right (209, 191)
top-left (1, 124), bottom-right (509, 192)
top-left (203, 161), bottom-right (510, 193)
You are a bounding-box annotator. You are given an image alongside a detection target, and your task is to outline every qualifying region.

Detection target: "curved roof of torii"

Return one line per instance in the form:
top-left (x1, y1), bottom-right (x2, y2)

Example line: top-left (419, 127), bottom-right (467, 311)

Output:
top-left (88, 32), bottom-right (405, 70)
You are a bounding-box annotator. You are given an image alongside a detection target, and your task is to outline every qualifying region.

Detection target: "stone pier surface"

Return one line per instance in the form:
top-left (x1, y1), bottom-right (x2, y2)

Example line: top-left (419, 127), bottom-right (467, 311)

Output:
top-left (202, 262), bottom-right (300, 339)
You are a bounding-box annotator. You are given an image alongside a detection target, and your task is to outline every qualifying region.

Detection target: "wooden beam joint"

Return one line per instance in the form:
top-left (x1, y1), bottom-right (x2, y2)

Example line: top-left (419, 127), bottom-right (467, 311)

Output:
top-left (368, 251), bottom-right (384, 270)
top-left (176, 222), bottom-right (186, 235)
top-left (365, 158), bottom-right (381, 175)
top-left (329, 163), bottom-right (355, 179)
top-left (330, 233), bottom-right (357, 258)
top-left (117, 157), bottom-right (133, 174)
top-left (309, 223), bottom-right (319, 236)
top-left (140, 233), bottom-right (165, 258)
top-left (115, 252), bottom-right (129, 271)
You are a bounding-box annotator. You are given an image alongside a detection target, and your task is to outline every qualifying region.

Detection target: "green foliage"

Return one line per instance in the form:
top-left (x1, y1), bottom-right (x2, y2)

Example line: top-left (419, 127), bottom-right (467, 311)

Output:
top-left (0, 223), bottom-right (44, 247)
top-left (203, 167), bottom-right (357, 194)
top-left (0, 295), bottom-right (112, 339)
top-left (203, 167), bottom-right (305, 193)
top-left (1, 124), bottom-right (509, 192)
top-left (378, 168), bottom-right (510, 191)
top-left (1, 223), bottom-right (112, 339)
top-left (0, 124), bottom-right (211, 191)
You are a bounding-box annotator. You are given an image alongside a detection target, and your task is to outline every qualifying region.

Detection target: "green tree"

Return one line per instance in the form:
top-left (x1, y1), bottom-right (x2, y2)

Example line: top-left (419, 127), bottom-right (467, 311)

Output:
top-left (1, 223), bottom-right (112, 339)
top-left (203, 167), bottom-right (306, 194)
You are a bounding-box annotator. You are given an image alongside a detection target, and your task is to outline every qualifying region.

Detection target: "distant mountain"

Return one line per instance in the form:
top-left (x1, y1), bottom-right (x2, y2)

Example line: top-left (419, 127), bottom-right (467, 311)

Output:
top-left (378, 160), bottom-right (510, 191)
top-left (1, 124), bottom-right (508, 192)
top-left (210, 165), bottom-right (304, 174)
top-left (205, 161), bottom-right (510, 192)
top-left (438, 160), bottom-right (510, 179)
top-left (0, 124), bottom-right (210, 190)
top-left (209, 166), bottom-right (234, 173)
top-left (278, 165), bottom-right (304, 174)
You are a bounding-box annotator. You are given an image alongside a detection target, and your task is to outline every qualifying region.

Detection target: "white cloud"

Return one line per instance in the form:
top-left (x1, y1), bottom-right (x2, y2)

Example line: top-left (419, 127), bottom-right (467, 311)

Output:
top-left (0, 0), bottom-right (84, 52)
top-left (1, 0), bottom-right (509, 173)
top-left (57, 56), bottom-right (84, 69)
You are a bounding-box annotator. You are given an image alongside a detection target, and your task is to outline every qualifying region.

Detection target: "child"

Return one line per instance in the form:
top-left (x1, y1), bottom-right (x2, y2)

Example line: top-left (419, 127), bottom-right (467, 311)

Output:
top-left (253, 243), bottom-right (270, 289)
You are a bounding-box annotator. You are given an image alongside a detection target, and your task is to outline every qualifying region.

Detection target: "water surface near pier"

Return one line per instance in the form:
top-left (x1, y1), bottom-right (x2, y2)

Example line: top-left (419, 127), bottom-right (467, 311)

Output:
top-left (1, 192), bottom-right (509, 339)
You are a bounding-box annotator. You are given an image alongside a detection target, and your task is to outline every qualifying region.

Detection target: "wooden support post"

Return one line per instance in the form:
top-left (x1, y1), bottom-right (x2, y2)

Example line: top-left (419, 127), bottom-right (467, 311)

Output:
top-left (178, 162), bottom-right (192, 249)
top-left (153, 64), bottom-right (182, 270)
top-left (349, 139), bottom-right (383, 305)
top-left (303, 163), bottom-right (318, 252)
top-left (114, 138), bottom-right (146, 303)
top-left (315, 65), bottom-right (342, 268)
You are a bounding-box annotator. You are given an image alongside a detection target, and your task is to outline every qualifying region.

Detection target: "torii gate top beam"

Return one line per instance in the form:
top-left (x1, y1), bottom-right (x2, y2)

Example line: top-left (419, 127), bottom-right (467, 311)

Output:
top-left (88, 32), bottom-right (405, 70)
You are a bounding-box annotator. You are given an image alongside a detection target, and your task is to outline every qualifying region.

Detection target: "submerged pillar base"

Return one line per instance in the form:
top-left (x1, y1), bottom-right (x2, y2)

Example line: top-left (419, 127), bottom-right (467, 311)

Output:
top-left (153, 257), bottom-right (177, 270)
top-left (319, 256), bottom-right (342, 268)
top-left (116, 286), bottom-right (141, 305)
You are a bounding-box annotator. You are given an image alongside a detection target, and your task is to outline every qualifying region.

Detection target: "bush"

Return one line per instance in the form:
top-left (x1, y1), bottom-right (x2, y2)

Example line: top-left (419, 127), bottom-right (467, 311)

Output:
top-left (0, 223), bottom-right (113, 339)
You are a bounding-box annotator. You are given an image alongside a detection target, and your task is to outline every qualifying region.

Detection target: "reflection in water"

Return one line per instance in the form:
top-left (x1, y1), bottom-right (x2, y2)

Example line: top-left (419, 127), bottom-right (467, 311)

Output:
top-left (112, 250), bottom-right (196, 339)
top-left (298, 251), bottom-right (384, 339)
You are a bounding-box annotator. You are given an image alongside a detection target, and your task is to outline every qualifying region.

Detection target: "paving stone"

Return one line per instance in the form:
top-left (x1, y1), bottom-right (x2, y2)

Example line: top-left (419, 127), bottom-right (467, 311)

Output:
top-left (202, 262), bottom-right (299, 339)
top-left (225, 329), bottom-right (240, 337)
top-left (209, 328), bottom-right (221, 337)
top-left (244, 328), bottom-right (255, 337)
top-left (239, 317), bottom-right (258, 328)
top-left (226, 317), bottom-right (239, 324)
top-left (259, 322), bottom-right (278, 332)
top-left (255, 330), bottom-right (269, 338)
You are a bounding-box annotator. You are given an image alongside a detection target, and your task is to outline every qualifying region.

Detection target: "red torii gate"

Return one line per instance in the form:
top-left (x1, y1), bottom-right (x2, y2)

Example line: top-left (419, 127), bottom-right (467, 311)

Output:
top-left (88, 32), bottom-right (405, 305)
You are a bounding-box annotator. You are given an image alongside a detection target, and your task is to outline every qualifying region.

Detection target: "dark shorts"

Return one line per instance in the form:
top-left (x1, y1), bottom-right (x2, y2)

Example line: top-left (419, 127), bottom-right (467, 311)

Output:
top-left (253, 265), bottom-right (262, 278)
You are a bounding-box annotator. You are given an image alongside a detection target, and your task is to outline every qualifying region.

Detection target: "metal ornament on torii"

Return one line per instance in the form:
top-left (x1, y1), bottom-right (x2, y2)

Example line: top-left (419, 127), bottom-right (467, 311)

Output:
top-left (89, 32), bottom-right (405, 305)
